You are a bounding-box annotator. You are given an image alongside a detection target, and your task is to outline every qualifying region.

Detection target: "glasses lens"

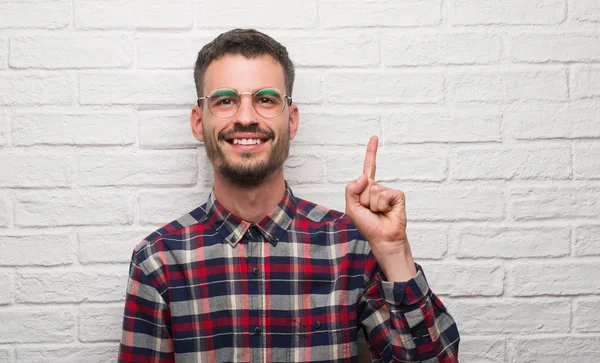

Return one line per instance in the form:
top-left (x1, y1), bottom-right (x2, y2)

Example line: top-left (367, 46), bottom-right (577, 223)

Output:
top-left (254, 89), bottom-right (285, 118)
top-left (208, 89), bottom-right (239, 118)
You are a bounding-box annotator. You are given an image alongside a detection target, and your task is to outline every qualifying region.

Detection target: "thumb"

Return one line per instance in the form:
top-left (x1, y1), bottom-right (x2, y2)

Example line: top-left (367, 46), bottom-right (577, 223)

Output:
top-left (345, 174), bottom-right (368, 205)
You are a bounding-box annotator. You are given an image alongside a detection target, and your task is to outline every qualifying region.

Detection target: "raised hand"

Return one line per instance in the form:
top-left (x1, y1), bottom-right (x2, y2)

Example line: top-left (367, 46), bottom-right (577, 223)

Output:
top-left (345, 136), bottom-right (416, 281)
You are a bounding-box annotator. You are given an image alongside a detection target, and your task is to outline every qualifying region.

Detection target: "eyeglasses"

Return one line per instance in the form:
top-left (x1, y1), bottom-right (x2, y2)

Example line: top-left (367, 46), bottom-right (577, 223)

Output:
top-left (197, 88), bottom-right (292, 119)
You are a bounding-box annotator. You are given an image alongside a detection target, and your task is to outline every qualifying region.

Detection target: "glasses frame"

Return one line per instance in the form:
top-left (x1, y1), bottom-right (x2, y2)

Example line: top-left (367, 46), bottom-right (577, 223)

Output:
top-left (197, 88), bottom-right (293, 119)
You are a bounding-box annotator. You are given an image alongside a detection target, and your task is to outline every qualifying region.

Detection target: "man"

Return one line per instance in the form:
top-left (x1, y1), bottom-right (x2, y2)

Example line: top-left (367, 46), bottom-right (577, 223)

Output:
top-left (119, 29), bottom-right (459, 362)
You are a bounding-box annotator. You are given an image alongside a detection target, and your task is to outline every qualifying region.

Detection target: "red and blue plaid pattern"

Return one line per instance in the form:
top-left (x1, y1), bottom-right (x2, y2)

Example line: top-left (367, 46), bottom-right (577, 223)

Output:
top-left (119, 185), bottom-right (459, 362)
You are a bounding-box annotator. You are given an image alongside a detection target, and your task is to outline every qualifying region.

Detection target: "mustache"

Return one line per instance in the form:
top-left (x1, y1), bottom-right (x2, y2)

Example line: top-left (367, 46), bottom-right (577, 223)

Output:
top-left (218, 125), bottom-right (275, 141)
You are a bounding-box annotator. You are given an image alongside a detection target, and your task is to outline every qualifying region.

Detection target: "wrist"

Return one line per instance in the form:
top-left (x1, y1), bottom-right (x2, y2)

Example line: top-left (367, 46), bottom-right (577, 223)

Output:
top-left (371, 243), bottom-right (417, 282)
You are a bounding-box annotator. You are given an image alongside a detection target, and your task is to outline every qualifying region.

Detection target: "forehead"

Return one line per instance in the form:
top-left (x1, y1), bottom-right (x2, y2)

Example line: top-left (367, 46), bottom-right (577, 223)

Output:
top-left (203, 53), bottom-right (286, 93)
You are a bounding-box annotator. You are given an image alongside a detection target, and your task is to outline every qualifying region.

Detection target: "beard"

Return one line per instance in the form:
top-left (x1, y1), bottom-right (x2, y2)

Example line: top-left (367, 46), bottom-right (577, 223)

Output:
top-left (203, 124), bottom-right (290, 187)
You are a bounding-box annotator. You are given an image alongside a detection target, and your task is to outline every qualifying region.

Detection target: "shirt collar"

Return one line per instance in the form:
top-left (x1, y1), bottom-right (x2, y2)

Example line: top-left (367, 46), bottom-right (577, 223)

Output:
top-left (205, 183), bottom-right (296, 248)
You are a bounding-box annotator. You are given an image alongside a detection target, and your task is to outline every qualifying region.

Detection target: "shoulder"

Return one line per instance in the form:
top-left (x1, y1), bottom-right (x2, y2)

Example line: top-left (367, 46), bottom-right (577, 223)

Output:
top-left (295, 196), bottom-right (349, 223)
top-left (293, 195), bottom-right (371, 254)
top-left (130, 203), bottom-right (210, 265)
top-left (293, 195), bottom-right (363, 236)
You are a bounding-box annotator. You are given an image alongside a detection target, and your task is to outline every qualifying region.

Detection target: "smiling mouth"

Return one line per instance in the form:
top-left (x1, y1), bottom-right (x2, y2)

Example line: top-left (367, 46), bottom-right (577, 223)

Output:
top-left (223, 134), bottom-right (272, 147)
top-left (229, 138), bottom-right (266, 145)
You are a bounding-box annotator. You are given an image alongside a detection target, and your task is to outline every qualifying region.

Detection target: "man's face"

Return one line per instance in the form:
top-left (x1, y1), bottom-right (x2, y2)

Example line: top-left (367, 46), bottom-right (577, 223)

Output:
top-left (190, 54), bottom-right (299, 186)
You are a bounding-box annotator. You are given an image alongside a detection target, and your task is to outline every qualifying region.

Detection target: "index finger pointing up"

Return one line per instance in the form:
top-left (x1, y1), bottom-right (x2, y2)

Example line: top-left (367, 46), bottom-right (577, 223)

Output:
top-left (362, 135), bottom-right (378, 180)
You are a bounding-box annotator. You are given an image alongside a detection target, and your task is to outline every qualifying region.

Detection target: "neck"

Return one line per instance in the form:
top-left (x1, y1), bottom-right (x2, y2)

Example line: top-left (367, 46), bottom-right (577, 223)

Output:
top-left (213, 168), bottom-right (286, 223)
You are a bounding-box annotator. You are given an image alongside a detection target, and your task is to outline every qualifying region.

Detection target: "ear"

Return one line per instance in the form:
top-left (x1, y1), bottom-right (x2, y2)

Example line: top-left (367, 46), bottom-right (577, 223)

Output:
top-left (190, 105), bottom-right (204, 142)
top-left (288, 103), bottom-right (299, 140)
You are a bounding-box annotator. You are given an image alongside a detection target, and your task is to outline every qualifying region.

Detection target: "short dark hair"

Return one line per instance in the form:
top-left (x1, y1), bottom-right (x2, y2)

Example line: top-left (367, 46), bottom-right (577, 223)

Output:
top-left (194, 29), bottom-right (295, 98)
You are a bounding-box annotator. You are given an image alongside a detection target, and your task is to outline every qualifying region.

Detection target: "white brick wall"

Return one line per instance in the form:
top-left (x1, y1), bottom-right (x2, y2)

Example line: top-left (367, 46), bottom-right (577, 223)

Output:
top-left (0, 1), bottom-right (599, 362)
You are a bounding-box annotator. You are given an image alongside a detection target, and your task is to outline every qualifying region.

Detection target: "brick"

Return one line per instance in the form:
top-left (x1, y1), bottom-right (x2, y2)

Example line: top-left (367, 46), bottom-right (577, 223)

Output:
top-left (12, 112), bottom-right (135, 146)
top-left (16, 344), bottom-right (118, 363)
top-left (383, 33), bottom-right (501, 66)
top-left (0, 113), bottom-right (10, 146)
top-left (0, 308), bottom-right (75, 343)
top-left (326, 148), bottom-right (446, 183)
top-left (293, 112), bottom-right (380, 146)
top-left (293, 70), bottom-right (323, 104)
top-left (17, 268), bottom-right (128, 303)
top-left (510, 186), bottom-right (600, 220)
top-left (139, 110), bottom-right (198, 148)
top-left (456, 337), bottom-right (505, 363)
top-left (0, 348), bottom-right (10, 363)
top-left (79, 229), bottom-right (149, 264)
top-left (447, 68), bottom-right (567, 102)
top-left (139, 189), bottom-right (208, 225)
top-left (450, 146), bottom-right (571, 180)
top-left (405, 187), bottom-right (505, 221)
top-left (0, 38), bottom-right (7, 69)
top-left (10, 34), bottom-right (134, 69)
top-left (198, 0), bottom-right (317, 28)
top-left (0, 153), bottom-right (73, 187)
top-left (136, 35), bottom-right (214, 69)
top-left (574, 146), bottom-right (600, 179)
top-left (79, 71), bottom-right (194, 105)
top-left (0, 273), bottom-right (13, 305)
top-left (406, 226), bottom-right (447, 259)
top-left (504, 107), bottom-right (600, 139)
top-left (0, 234), bottom-right (76, 266)
top-left (420, 262), bottom-right (504, 296)
top-left (15, 191), bottom-right (133, 227)
top-left (382, 109), bottom-right (501, 143)
top-left (574, 298), bottom-right (600, 333)
top-left (0, 0), bottom-right (70, 29)
top-left (0, 194), bottom-right (9, 227)
top-left (285, 154), bottom-right (324, 184)
top-left (509, 33), bottom-right (600, 62)
top-left (77, 150), bottom-right (197, 187)
top-left (450, 299), bottom-right (569, 334)
top-left (324, 71), bottom-right (443, 104)
top-left (79, 304), bottom-right (123, 342)
top-left (457, 226), bottom-right (570, 258)
top-left (571, 1), bottom-right (600, 22)
top-left (574, 225), bottom-right (600, 256)
top-left (75, 0), bottom-right (193, 29)
top-left (507, 262), bottom-right (600, 296)
top-left (320, 0), bottom-right (441, 28)
top-left (282, 34), bottom-right (379, 67)
top-left (508, 336), bottom-right (600, 363)
top-left (451, 0), bottom-right (565, 25)
top-left (571, 65), bottom-right (600, 98)
top-left (0, 73), bottom-right (73, 106)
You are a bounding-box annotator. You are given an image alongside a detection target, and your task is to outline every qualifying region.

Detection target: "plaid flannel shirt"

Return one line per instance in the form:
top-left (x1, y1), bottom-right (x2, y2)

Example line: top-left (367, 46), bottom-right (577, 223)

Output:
top-left (119, 184), bottom-right (460, 362)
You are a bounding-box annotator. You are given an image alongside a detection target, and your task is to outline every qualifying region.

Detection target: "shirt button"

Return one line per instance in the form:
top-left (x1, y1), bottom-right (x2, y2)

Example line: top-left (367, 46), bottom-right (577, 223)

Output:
top-left (252, 267), bottom-right (260, 275)
top-left (313, 321), bottom-right (321, 329)
top-left (254, 326), bottom-right (262, 335)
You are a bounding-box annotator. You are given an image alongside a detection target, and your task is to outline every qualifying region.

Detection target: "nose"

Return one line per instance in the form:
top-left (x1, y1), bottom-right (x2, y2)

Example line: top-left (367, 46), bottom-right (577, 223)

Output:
top-left (235, 94), bottom-right (258, 126)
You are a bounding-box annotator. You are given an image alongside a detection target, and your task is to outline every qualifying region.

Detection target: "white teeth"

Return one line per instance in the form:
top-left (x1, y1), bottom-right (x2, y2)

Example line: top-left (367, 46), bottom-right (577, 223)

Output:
top-left (233, 138), bottom-right (262, 145)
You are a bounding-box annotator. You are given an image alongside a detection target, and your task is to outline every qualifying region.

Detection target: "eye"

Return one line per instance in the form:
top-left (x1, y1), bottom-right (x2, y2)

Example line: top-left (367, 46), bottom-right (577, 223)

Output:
top-left (213, 97), bottom-right (236, 106)
top-left (256, 96), bottom-right (276, 104)
top-left (218, 98), bottom-right (232, 105)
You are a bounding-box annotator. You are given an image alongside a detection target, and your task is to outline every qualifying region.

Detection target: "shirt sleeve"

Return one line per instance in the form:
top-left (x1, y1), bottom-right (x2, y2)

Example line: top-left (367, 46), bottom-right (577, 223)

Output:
top-left (359, 253), bottom-right (460, 362)
top-left (118, 257), bottom-right (175, 363)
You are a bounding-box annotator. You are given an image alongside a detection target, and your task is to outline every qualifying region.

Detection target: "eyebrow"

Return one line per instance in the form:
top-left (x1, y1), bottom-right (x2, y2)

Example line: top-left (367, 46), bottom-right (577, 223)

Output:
top-left (210, 87), bottom-right (283, 95)
top-left (211, 89), bottom-right (238, 97)
top-left (255, 89), bottom-right (280, 96)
